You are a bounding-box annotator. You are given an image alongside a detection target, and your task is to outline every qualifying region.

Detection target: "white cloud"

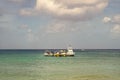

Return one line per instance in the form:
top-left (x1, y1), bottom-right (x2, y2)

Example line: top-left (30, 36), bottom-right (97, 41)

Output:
top-left (111, 24), bottom-right (120, 38)
top-left (111, 24), bottom-right (120, 34)
top-left (103, 17), bottom-right (111, 23)
top-left (103, 14), bottom-right (120, 37)
top-left (20, 0), bottom-right (108, 21)
top-left (103, 15), bottom-right (120, 24)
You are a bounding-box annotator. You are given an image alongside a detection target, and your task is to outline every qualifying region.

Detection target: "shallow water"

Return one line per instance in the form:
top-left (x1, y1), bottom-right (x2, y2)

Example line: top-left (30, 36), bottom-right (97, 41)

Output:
top-left (0, 50), bottom-right (120, 80)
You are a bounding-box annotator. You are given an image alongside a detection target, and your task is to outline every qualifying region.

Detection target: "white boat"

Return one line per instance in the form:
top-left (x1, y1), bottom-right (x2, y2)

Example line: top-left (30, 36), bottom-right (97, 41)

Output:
top-left (44, 52), bottom-right (53, 56)
top-left (66, 46), bottom-right (75, 56)
top-left (44, 46), bottom-right (75, 57)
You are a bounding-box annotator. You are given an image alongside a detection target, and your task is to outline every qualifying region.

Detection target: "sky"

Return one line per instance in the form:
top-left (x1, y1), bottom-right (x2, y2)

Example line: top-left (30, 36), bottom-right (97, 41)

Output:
top-left (0, 0), bottom-right (120, 49)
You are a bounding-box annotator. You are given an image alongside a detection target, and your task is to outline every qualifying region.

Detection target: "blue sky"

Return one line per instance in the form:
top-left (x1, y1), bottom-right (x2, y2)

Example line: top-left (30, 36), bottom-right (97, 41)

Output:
top-left (0, 0), bottom-right (120, 49)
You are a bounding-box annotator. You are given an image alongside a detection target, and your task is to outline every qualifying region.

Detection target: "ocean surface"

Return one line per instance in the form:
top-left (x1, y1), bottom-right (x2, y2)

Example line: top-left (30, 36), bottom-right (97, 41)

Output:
top-left (0, 49), bottom-right (120, 80)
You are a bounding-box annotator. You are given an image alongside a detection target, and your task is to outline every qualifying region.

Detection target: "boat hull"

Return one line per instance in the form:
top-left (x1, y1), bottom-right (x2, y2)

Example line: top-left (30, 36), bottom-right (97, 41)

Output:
top-left (44, 53), bottom-right (75, 57)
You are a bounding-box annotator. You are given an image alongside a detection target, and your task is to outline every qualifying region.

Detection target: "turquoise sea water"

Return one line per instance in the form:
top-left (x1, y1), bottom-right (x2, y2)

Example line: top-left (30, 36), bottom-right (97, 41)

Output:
top-left (0, 49), bottom-right (120, 80)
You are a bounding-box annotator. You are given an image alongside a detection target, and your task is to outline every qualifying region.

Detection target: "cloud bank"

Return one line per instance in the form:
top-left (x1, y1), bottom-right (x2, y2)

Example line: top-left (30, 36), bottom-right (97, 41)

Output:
top-left (20, 0), bottom-right (108, 21)
top-left (20, 0), bottom-right (109, 34)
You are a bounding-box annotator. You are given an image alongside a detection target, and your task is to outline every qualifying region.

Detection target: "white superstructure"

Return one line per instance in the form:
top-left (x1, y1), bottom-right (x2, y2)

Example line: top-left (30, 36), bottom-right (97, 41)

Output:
top-left (66, 46), bottom-right (75, 56)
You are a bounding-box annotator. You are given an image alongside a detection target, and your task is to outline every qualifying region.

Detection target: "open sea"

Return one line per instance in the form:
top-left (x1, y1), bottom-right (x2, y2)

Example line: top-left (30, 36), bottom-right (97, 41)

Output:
top-left (0, 49), bottom-right (120, 80)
